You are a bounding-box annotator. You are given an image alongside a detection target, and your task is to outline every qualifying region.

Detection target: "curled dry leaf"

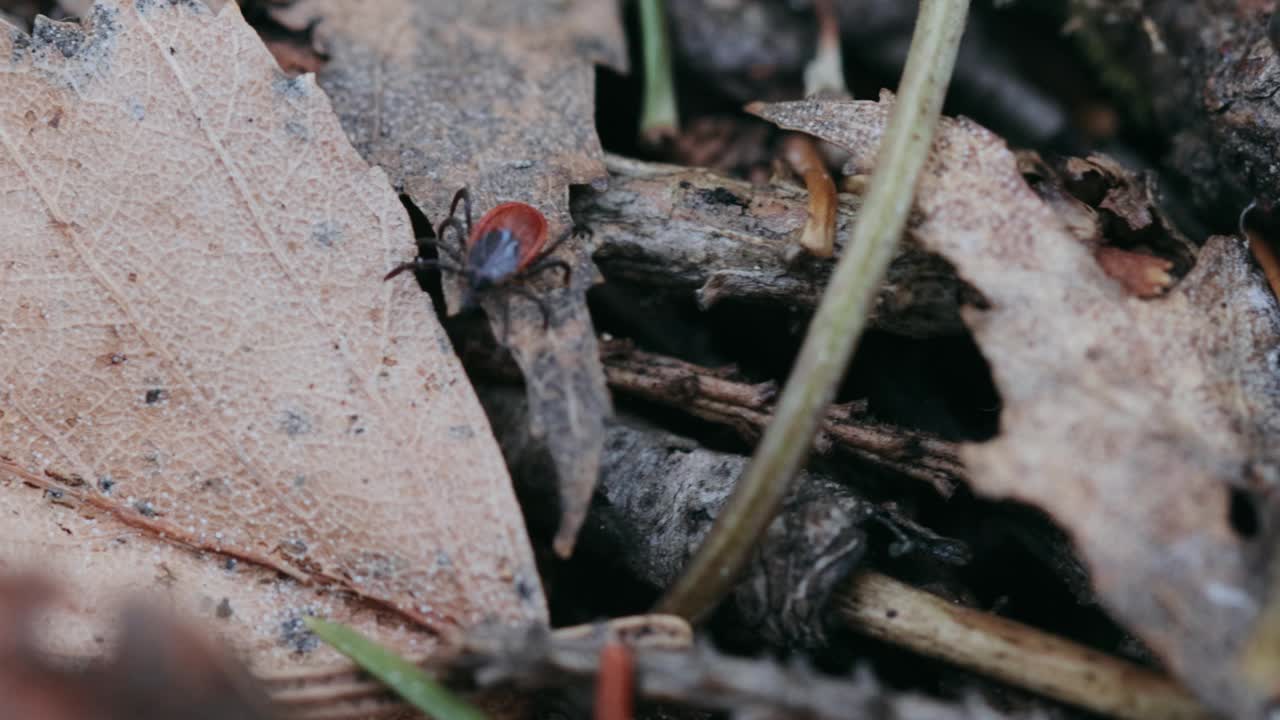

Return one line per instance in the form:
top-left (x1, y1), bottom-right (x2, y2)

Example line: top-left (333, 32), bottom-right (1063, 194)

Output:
top-left (271, 0), bottom-right (624, 556)
top-left (752, 96), bottom-right (1280, 717)
top-left (0, 0), bottom-right (544, 673)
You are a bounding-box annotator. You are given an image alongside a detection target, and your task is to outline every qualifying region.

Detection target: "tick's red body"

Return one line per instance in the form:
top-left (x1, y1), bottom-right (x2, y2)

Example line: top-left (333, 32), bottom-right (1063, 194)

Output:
top-left (385, 188), bottom-right (582, 330)
top-left (471, 202), bottom-right (549, 267)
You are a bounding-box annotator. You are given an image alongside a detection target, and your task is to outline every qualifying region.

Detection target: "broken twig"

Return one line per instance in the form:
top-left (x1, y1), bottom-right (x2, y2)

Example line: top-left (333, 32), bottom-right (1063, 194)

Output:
top-left (837, 573), bottom-right (1212, 720)
top-left (600, 340), bottom-right (962, 495)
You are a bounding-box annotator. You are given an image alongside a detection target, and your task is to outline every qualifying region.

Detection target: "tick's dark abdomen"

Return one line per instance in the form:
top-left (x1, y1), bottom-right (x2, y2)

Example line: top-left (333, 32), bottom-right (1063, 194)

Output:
top-left (468, 229), bottom-right (522, 287)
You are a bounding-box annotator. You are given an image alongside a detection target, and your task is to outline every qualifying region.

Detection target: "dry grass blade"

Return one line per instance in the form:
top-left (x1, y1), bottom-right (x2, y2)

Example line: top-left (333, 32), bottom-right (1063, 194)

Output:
top-left (838, 573), bottom-right (1213, 720)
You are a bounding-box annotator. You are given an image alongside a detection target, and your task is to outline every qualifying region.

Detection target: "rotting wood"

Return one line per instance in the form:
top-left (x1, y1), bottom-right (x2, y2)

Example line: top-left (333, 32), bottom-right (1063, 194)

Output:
top-left (478, 387), bottom-right (968, 650)
top-left (579, 154), bottom-right (981, 339)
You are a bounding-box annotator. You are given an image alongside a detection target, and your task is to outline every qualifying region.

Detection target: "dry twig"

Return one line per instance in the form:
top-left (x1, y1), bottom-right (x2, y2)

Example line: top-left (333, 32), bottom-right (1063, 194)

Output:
top-left (837, 573), bottom-right (1213, 720)
top-left (601, 340), bottom-right (963, 495)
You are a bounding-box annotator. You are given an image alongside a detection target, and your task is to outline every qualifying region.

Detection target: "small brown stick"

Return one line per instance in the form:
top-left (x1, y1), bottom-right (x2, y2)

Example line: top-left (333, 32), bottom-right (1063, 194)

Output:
top-left (600, 340), bottom-right (963, 495)
top-left (781, 133), bottom-right (839, 257)
top-left (836, 572), bottom-right (1214, 720)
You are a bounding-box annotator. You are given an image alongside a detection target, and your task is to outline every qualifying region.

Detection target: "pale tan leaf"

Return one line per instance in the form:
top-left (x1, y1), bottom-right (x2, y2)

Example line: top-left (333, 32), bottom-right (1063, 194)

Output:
top-left (752, 96), bottom-right (1280, 718)
top-left (271, 0), bottom-right (623, 555)
top-left (0, 0), bottom-right (544, 672)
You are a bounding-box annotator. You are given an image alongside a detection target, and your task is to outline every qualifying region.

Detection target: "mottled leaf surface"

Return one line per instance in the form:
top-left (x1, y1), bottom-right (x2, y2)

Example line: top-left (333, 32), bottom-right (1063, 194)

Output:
top-left (271, 0), bottom-right (622, 555)
top-left (0, 0), bottom-right (544, 671)
top-left (753, 96), bottom-right (1280, 718)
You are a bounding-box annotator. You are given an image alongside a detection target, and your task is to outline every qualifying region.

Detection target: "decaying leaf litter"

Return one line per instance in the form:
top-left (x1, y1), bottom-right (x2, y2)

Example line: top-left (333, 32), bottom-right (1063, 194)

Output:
top-left (0, 0), bottom-right (543, 669)
top-left (1, 0), bottom-right (1280, 719)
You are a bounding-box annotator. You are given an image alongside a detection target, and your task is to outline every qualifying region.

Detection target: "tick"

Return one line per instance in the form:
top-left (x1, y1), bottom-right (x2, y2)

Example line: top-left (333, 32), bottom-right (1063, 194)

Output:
top-left (385, 188), bottom-right (585, 330)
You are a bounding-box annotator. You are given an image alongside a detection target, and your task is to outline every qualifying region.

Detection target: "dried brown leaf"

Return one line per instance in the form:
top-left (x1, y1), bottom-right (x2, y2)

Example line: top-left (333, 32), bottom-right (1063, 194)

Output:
top-left (0, 0), bottom-right (543, 673)
top-left (271, 0), bottom-right (623, 556)
top-left (752, 96), bottom-right (1280, 718)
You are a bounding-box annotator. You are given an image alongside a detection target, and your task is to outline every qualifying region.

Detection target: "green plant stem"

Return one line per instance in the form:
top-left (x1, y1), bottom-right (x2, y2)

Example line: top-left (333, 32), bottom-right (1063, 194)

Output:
top-left (638, 0), bottom-right (678, 143)
top-left (656, 0), bottom-right (971, 621)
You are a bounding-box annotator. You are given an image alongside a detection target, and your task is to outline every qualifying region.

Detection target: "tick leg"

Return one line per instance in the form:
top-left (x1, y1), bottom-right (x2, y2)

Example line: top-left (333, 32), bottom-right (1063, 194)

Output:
top-left (508, 286), bottom-right (553, 330)
top-left (499, 295), bottom-right (512, 346)
top-left (526, 258), bottom-right (573, 286)
top-left (434, 218), bottom-right (468, 263)
top-left (413, 235), bottom-right (464, 264)
top-left (383, 257), bottom-right (461, 281)
top-left (540, 224), bottom-right (592, 257)
top-left (449, 187), bottom-right (473, 237)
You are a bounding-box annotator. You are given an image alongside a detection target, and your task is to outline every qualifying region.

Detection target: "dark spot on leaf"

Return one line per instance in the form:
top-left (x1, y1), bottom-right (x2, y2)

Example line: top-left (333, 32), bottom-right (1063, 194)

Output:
top-left (11, 32), bottom-right (31, 63)
top-left (311, 220), bottom-right (342, 247)
top-left (279, 409), bottom-right (312, 437)
top-left (279, 613), bottom-right (319, 654)
top-left (346, 415), bottom-right (365, 435)
top-left (144, 388), bottom-right (167, 404)
top-left (515, 575), bottom-right (537, 603)
top-left (284, 119), bottom-right (310, 141)
top-left (224, 557), bottom-right (237, 572)
top-left (134, 499), bottom-right (157, 517)
top-left (44, 488), bottom-right (64, 500)
top-left (215, 597), bottom-right (233, 619)
top-left (97, 476), bottom-right (115, 494)
top-left (32, 18), bottom-right (85, 58)
top-left (273, 73), bottom-right (310, 99)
